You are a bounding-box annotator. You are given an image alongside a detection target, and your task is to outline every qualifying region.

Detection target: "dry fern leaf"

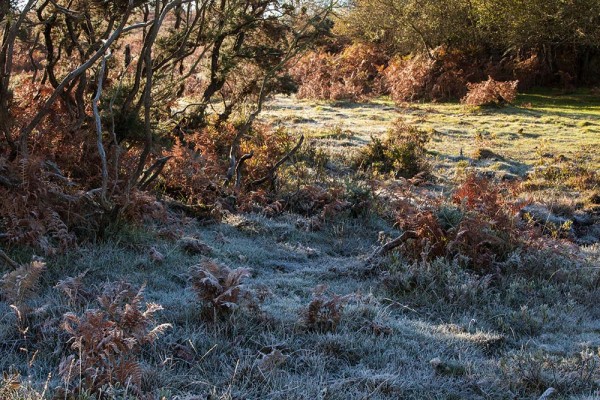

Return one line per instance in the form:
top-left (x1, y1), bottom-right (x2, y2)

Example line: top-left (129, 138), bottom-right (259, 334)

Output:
top-left (189, 260), bottom-right (252, 312)
top-left (178, 237), bottom-right (213, 255)
top-left (55, 270), bottom-right (90, 305)
top-left (256, 349), bottom-right (287, 374)
top-left (1, 260), bottom-right (46, 305)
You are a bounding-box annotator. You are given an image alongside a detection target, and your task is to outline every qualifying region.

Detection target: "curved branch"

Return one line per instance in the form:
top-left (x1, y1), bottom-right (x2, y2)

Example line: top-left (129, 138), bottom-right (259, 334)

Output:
top-left (248, 135), bottom-right (304, 190)
top-left (234, 151), bottom-right (254, 190)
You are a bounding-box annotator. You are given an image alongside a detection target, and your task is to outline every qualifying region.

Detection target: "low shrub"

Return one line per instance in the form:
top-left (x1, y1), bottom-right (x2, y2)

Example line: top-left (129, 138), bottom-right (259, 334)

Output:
top-left (355, 121), bottom-right (430, 179)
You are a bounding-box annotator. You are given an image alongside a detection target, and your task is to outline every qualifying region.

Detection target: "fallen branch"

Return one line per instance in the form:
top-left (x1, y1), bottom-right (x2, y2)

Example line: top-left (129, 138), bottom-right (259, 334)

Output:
top-left (364, 230), bottom-right (418, 267)
top-left (249, 135), bottom-right (304, 189)
top-left (0, 248), bottom-right (19, 270)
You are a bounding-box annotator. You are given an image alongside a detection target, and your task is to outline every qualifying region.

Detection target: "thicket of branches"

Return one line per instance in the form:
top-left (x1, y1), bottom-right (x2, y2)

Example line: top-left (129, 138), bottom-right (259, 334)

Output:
top-left (0, 0), bottom-right (333, 252)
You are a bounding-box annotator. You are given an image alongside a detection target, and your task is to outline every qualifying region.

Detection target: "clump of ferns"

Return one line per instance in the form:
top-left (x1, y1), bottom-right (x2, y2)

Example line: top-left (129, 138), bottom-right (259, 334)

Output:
top-left (301, 285), bottom-right (352, 333)
top-left (59, 282), bottom-right (171, 397)
top-left (189, 259), bottom-right (255, 320)
top-left (1, 259), bottom-right (47, 341)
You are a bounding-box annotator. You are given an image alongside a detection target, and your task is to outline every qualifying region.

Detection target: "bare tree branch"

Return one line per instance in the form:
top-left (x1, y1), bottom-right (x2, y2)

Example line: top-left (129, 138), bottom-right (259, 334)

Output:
top-left (249, 135), bottom-right (304, 190)
top-left (0, 248), bottom-right (19, 271)
top-left (92, 50), bottom-right (112, 206)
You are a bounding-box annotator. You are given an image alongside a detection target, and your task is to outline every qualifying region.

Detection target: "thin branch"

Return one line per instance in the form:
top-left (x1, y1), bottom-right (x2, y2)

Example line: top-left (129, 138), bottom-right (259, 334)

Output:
top-left (0, 249), bottom-right (19, 271)
top-left (138, 156), bottom-right (173, 190)
top-left (248, 135), bottom-right (304, 189)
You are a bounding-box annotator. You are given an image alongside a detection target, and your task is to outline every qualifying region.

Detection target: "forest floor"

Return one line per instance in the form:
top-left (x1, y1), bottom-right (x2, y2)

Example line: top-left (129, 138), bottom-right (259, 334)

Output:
top-left (2, 90), bottom-right (600, 399)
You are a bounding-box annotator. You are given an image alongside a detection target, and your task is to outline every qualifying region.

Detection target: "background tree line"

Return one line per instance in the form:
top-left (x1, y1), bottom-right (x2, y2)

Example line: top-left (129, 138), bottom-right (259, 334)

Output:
top-left (337, 0), bottom-right (600, 84)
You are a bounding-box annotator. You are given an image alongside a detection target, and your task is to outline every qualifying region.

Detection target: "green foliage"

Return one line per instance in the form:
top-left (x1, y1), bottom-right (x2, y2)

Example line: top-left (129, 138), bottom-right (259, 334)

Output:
top-left (355, 121), bottom-right (430, 178)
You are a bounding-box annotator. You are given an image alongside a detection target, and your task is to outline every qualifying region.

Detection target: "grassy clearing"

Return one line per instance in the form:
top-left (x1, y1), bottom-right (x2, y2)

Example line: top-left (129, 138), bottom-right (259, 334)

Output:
top-left (262, 89), bottom-right (600, 171)
top-left (2, 90), bottom-right (600, 399)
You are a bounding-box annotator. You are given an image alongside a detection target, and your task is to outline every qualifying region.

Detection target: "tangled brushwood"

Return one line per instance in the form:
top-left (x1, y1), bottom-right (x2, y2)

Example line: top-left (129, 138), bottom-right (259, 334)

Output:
top-left (0, 0), bottom-right (334, 252)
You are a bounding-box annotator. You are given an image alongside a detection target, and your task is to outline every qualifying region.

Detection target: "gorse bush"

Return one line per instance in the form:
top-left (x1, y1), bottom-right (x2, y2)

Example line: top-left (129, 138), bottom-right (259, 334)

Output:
top-left (355, 121), bottom-right (430, 178)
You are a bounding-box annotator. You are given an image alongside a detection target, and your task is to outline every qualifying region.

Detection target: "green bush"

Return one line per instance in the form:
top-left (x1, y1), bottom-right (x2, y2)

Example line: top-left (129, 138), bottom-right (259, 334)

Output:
top-left (355, 121), bottom-right (430, 178)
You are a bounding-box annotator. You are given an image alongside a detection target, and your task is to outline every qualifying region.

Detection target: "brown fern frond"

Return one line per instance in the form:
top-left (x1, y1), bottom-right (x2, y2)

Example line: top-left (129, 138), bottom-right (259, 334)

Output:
top-left (55, 270), bottom-right (90, 306)
top-left (189, 260), bottom-right (253, 315)
top-left (1, 260), bottom-right (46, 306)
top-left (302, 285), bottom-right (350, 332)
top-left (60, 281), bottom-right (168, 395)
